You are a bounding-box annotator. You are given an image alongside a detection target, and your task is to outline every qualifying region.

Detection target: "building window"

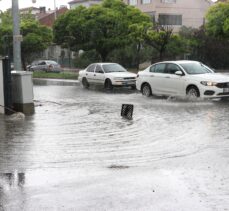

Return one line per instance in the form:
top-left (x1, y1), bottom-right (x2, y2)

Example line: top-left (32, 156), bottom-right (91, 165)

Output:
top-left (129, 0), bottom-right (137, 5)
top-left (141, 0), bottom-right (151, 4)
top-left (161, 0), bottom-right (176, 3)
top-left (158, 14), bottom-right (182, 25)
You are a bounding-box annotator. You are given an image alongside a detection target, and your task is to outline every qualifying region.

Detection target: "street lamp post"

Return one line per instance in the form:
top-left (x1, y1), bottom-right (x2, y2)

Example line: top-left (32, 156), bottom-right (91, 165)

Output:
top-left (54, 0), bottom-right (57, 20)
top-left (12, 0), bottom-right (22, 70)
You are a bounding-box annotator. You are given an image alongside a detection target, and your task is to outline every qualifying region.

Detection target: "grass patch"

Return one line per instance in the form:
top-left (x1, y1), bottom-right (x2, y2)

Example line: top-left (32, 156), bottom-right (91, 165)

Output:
top-left (33, 71), bottom-right (78, 80)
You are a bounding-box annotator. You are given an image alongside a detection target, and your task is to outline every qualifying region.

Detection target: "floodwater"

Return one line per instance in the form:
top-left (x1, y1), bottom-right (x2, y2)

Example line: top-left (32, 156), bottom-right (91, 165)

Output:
top-left (0, 84), bottom-right (229, 210)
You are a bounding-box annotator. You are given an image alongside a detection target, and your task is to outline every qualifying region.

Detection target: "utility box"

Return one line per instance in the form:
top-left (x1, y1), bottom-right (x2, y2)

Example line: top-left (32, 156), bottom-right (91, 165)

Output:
top-left (11, 71), bottom-right (34, 115)
top-left (0, 57), bottom-right (13, 115)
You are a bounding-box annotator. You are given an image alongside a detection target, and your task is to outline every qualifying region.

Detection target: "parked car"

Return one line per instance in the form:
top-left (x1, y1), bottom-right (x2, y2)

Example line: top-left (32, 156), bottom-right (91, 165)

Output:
top-left (78, 63), bottom-right (137, 90)
top-left (136, 60), bottom-right (229, 99)
top-left (27, 60), bottom-right (62, 73)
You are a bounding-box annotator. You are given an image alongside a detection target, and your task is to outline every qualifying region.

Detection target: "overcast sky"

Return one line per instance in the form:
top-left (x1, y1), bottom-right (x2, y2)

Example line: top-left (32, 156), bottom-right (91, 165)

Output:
top-left (0, 0), bottom-right (70, 12)
top-left (0, 0), bottom-right (218, 12)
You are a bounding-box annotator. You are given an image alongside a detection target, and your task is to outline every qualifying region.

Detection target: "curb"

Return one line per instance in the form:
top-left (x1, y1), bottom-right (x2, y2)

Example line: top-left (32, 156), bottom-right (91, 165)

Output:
top-left (33, 78), bottom-right (80, 86)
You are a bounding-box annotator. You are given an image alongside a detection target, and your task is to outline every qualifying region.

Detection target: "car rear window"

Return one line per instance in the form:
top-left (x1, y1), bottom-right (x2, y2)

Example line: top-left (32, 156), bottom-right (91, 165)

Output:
top-left (102, 64), bottom-right (126, 73)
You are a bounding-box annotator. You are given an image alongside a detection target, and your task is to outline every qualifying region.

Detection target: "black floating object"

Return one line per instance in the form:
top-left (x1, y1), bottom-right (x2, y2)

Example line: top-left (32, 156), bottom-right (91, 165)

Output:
top-left (121, 104), bottom-right (134, 120)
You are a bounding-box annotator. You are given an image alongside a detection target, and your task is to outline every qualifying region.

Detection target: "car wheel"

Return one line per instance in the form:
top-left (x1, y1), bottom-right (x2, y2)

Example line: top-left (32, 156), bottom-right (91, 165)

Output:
top-left (186, 86), bottom-right (200, 98)
top-left (142, 83), bottom-right (152, 97)
top-left (104, 79), bottom-right (113, 90)
top-left (82, 77), bottom-right (89, 88)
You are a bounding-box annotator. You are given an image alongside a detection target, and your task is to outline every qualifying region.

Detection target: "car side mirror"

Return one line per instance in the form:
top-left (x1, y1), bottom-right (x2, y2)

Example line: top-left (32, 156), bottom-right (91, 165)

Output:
top-left (175, 70), bottom-right (183, 76)
top-left (98, 71), bottom-right (104, 74)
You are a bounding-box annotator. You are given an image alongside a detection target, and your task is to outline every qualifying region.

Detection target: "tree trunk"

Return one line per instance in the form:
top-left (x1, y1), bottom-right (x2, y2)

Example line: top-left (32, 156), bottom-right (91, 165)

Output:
top-left (100, 51), bottom-right (108, 62)
top-left (135, 42), bottom-right (141, 70)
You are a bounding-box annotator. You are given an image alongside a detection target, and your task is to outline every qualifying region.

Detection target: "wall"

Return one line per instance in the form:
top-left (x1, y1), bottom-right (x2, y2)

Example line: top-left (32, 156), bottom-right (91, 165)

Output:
top-left (123, 0), bottom-right (212, 31)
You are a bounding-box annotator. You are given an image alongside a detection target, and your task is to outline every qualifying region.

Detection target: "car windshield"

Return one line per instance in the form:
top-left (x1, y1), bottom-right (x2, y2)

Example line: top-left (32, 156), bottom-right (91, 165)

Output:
top-left (179, 62), bottom-right (213, 75)
top-left (46, 61), bottom-right (58, 65)
top-left (102, 64), bottom-right (127, 73)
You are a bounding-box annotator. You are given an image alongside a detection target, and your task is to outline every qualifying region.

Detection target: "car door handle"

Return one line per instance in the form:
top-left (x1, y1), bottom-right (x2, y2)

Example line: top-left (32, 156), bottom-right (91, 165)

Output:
top-left (150, 75), bottom-right (154, 77)
top-left (94, 74), bottom-right (96, 76)
top-left (86, 73), bottom-right (88, 76)
top-left (165, 76), bottom-right (170, 78)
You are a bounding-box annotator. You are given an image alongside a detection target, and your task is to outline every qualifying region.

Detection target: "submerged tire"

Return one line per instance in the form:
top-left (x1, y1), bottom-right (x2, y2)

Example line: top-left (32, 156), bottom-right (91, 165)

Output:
top-left (82, 77), bottom-right (89, 88)
top-left (104, 79), bottom-right (113, 90)
top-left (186, 86), bottom-right (200, 98)
top-left (142, 83), bottom-right (152, 97)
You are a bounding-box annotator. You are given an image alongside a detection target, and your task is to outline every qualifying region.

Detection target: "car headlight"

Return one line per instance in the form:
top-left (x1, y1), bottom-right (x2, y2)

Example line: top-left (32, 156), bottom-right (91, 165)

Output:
top-left (200, 81), bottom-right (217, 86)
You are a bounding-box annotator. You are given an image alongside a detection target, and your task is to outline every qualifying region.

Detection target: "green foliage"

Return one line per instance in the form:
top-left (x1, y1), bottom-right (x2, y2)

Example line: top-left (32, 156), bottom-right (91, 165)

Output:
top-left (33, 71), bottom-right (78, 80)
top-left (53, 0), bottom-right (152, 62)
top-left (108, 44), bottom-right (154, 69)
top-left (74, 50), bottom-right (101, 68)
top-left (0, 11), bottom-right (52, 69)
top-left (205, 2), bottom-right (229, 38)
top-left (20, 18), bottom-right (52, 67)
top-left (145, 25), bottom-right (184, 62)
top-left (179, 26), bottom-right (229, 69)
top-left (0, 12), bottom-right (13, 56)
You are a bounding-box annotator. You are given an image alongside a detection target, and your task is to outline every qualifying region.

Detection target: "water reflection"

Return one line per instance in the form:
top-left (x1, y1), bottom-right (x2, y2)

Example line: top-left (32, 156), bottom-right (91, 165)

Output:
top-left (0, 113), bottom-right (33, 172)
top-left (0, 172), bottom-right (25, 188)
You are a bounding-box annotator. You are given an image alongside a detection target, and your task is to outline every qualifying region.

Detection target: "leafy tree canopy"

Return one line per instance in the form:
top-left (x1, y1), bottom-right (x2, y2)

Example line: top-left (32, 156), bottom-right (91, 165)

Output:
top-left (0, 12), bottom-right (52, 69)
top-left (205, 2), bottom-right (229, 38)
top-left (53, 0), bottom-right (152, 61)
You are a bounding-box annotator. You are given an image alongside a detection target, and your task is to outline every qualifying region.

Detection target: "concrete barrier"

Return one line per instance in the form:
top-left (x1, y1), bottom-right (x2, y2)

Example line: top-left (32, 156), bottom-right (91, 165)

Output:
top-left (33, 78), bottom-right (79, 86)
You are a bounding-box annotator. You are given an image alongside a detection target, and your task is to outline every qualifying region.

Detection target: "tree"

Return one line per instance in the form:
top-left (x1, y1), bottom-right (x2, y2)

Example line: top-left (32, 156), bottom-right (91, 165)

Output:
top-left (0, 11), bottom-right (13, 57)
top-left (178, 26), bottom-right (229, 69)
top-left (205, 2), bottom-right (229, 38)
top-left (20, 16), bottom-right (52, 69)
top-left (128, 19), bottom-right (152, 69)
top-left (53, 0), bottom-right (151, 62)
top-left (145, 24), bottom-right (174, 63)
top-left (0, 12), bottom-right (52, 69)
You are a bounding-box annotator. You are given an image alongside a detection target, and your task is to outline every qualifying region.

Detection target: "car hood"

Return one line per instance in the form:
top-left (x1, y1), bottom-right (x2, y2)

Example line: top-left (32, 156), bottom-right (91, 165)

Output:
top-left (190, 73), bottom-right (229, 83)
top-left (106, 72), bottom-right (137, 78)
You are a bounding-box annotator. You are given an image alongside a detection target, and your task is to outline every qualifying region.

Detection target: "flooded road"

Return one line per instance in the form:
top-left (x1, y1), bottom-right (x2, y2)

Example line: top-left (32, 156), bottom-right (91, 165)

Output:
top-left (0, 84), bottom-right (229, 210)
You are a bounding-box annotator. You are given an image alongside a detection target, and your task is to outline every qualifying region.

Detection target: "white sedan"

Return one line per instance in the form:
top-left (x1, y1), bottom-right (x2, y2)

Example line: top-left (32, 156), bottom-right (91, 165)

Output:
top-left (78, 63), bottom-right (137, 90)
top-left (136, 60), bottom-right (229, 99)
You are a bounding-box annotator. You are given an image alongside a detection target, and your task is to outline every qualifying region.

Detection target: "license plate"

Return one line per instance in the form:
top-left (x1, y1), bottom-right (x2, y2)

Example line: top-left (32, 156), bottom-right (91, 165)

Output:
top-left (223, 88), bottom-right (229, 92)
top-left (123, 81), bottom-right (135, 85)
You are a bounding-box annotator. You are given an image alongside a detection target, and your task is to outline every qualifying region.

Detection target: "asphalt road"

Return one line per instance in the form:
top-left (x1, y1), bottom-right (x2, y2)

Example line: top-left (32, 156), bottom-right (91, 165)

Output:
top-left (0, 84), bottom-right (229, 210)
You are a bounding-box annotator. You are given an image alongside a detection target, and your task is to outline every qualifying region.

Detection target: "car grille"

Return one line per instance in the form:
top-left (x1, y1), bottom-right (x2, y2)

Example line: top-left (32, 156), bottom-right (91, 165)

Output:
top-left (124, 77), bottom-right (136, 80)
top-left (217, 92), bottom-right (229, 96)
top-left (216, 82), bottom-right (229, 88)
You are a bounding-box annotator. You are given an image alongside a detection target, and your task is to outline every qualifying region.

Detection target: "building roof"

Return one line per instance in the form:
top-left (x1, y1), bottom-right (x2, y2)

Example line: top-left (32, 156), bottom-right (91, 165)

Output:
top-left (68, 0), bottom-right (101, 4)
top-left (38, 7), bottom-right (68, 27)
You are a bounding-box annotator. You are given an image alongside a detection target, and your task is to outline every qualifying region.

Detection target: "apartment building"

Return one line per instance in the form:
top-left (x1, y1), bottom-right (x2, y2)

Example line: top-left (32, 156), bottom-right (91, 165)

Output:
top-left (68, 0), bottom-right (102, 9)
top-left (124, 0), bottom-right (213, 31)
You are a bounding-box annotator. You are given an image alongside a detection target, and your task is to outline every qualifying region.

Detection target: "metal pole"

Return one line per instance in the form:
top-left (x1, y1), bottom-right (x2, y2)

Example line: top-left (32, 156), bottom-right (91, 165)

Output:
top-left (12, 0), bottom-right (22, 70)
top-left (54, 0), bottom-right (57, 20)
